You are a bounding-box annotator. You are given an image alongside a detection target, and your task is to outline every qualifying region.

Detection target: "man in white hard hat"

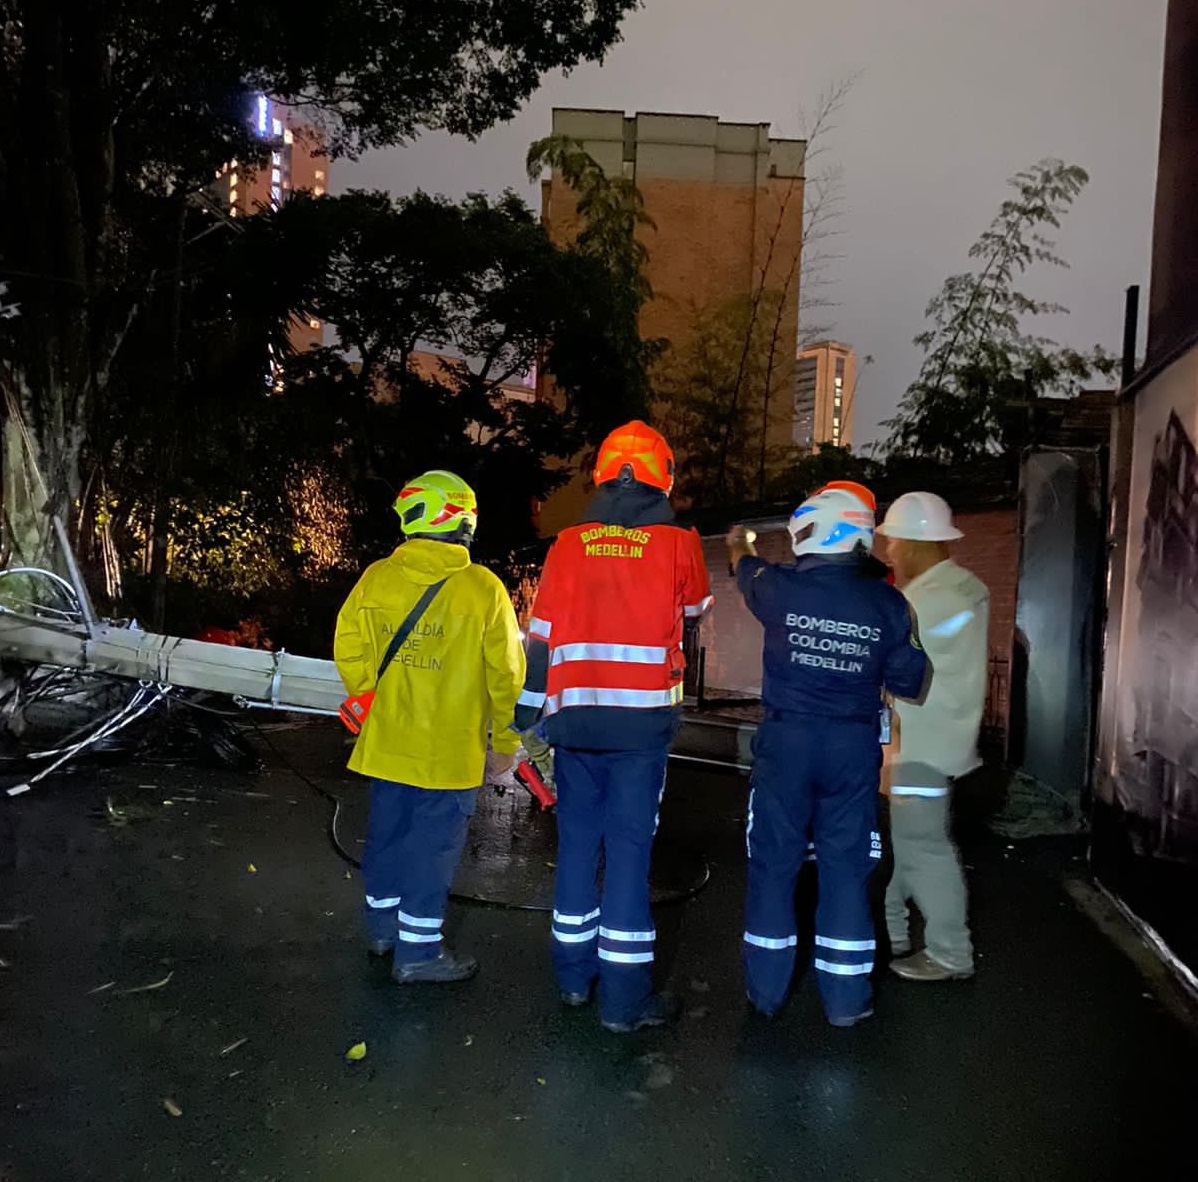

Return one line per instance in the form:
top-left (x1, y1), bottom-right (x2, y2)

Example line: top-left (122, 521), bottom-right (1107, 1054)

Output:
top-left (875, 491), bottom-right (988, 982)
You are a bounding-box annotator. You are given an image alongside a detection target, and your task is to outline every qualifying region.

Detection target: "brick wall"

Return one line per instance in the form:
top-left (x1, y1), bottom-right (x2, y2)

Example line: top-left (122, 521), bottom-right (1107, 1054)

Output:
top-left (943, 506), bottom-right (1020, 662)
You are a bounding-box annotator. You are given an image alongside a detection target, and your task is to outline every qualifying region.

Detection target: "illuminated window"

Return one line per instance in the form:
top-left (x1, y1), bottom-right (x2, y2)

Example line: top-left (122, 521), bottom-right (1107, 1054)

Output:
top-left (271, 152), bottom-right (282, 166)
top-left (283, 128), bottom-right (294, 145)
top-left (309, 318), bottom-right (321, 330)
top-left (229, 206), bottom-right (238, 218)
top-left (270, 185), bottom-right (282, 206)
top-left (272, 118), bottom-right (283, 138)
top-left (257, 95), bottom-right (269, 135)
top-left (229, 187), bottom-right (238, 204)
top-left (271, 168), bottom-right (282, 184)
top-left (314, 186), bottom-right (325, 197)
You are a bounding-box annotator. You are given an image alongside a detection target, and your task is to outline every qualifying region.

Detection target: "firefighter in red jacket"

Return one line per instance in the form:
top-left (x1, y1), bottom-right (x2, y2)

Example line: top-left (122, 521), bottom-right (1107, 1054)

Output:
top-left (513, 421), bottom-right (713, 1033)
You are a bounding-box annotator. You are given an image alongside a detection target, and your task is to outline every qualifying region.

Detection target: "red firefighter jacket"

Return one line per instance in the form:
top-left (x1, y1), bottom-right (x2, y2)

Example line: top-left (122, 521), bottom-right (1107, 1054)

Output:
top-left (515, 485), bottom-right (713, 751)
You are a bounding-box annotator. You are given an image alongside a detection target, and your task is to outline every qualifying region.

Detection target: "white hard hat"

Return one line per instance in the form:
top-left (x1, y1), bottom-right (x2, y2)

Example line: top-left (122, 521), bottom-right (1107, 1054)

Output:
top-left (876, 491), bottom-right (963, 542)
top-left (788, 487), bottom-right (875, 557)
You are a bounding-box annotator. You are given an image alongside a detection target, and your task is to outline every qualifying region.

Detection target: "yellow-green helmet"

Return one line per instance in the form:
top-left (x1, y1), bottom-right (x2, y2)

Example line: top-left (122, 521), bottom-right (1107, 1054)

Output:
top-left (394, 470), bottom-right (478, 542)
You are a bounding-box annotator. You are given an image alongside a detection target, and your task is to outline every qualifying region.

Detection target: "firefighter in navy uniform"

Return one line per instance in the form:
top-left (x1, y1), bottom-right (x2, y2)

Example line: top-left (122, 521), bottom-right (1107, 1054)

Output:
top-left (514, 421), bottom-right (713, 1033)
top-left (727, 483), bottom-right (927, 1027)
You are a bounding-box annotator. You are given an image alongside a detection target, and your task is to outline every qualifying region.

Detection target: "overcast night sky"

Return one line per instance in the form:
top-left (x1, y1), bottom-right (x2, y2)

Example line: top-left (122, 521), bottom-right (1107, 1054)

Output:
top-left (337, 0), bottom-right (1167, 448)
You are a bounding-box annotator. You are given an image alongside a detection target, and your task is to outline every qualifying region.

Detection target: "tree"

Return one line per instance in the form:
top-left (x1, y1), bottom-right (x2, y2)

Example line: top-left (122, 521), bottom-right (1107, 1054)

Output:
top-left (272, 188), bottom-right (640, 561)
top-left (526, 135), bottom-right (661, 435)
top-left (655, 78), bottom-right (860, 506)
top-left (883, 158), bottom-right (1117, 463)
top-left (653, 178), bottom-right (804, 506)
top-left (796, 75), bottom-right (860, 351)
top-left (768, 442), bottom-right (881, 506)
top-left (658, 292), bottom-right (798, 507)
top-left (99, 184), bottom-right (650, 635)
top-left (0, 0), bottom-right (638, 567)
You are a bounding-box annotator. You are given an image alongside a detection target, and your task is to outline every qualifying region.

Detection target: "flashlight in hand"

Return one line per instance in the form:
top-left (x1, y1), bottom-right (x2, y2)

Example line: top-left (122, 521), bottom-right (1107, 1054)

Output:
top-left (726, 526), bottom-right (757, 576)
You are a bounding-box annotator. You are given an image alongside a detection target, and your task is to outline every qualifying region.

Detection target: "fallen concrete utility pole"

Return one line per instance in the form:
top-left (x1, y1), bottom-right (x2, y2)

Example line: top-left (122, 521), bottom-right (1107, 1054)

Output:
top-left (0, 519), bottom-right (344, 719)
top-left (0, 611), bottom-right (345, 717)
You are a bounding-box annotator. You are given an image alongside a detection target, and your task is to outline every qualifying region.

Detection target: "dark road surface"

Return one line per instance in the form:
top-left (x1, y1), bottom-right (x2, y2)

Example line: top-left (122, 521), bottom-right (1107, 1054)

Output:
top-left (1, 720), bottom-right (1195, 1182)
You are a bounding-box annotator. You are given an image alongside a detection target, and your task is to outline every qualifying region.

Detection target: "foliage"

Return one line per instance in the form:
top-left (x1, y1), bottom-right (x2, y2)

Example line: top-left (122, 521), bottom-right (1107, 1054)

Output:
top-left (148, 495), bottom-right (291, 597)
top-left (796, 75), bottom-right (860, 350)
top-left (99, 183), bottom-right (655, 635)
top-left (0, 0), bottom-right (638, 563)
top-left (767, 443), bottom-right (882, 505)
top-left (651, 75), bottom-right (854, 506)
top-left (657, 293), bottom-right (799, 507)
top-left (270, 188), bottom-right (646, 557)
top-left (527, 136), bottom-right (662, 433)
top-left (663, 76), bottom-right (857, 509)
top-left (883, 159), bottom-right (1118, 463)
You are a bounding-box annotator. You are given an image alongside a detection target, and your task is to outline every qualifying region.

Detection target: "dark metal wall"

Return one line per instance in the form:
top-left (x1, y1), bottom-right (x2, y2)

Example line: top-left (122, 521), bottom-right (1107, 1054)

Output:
top-left (1148, 0), bottom-right (1198, 366)
top-left (1011, 450), bottom-right (1107, 810)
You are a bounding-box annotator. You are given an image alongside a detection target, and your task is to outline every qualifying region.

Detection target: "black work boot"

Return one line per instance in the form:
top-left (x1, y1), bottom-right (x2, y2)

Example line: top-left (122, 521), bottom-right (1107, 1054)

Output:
top-left (392, 948), bottom-right (478, 984)
top-left (560, 982), bottom-right (594, 1008)
top-left (601, 993), bottom-right (681, 1034)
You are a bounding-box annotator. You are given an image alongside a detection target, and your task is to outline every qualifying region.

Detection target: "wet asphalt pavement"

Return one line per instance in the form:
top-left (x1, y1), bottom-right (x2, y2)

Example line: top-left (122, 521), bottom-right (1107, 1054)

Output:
top-left (0, 720), bottom-right (1195, 1182)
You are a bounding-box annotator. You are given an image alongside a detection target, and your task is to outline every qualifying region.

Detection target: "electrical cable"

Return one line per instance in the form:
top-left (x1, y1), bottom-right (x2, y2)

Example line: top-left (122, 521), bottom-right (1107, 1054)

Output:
top-left (246, 713), bottom-right (713, 908)
top-left (0, 653), bottom-right (716, 904)
top-left (22, 686), bottom-right (154, 760)
top-left (6, 684), bottom-right (172, 796)
top-left (0, 663), bottom-right (713, 907)
top-left (247, 715), bottom-right (362, 869)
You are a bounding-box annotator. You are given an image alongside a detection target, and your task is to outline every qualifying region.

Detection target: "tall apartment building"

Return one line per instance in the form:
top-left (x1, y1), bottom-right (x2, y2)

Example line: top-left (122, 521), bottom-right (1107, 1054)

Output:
top-left (215, 94), bottom-right (328, 352)
top-left (794, 341), bottom-right (856, 450)
top-left (536, 108), bottom-right (806, 531)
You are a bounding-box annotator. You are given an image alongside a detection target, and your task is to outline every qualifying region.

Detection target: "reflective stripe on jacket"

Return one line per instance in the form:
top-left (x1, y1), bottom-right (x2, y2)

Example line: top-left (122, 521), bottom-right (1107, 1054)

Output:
top-left (519, 505), bottom-right (712, 751)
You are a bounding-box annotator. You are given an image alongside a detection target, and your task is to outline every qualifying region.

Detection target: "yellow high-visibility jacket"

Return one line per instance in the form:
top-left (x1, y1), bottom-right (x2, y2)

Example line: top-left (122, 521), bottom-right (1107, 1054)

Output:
top-left (334, 539), bottom-right (526, 789)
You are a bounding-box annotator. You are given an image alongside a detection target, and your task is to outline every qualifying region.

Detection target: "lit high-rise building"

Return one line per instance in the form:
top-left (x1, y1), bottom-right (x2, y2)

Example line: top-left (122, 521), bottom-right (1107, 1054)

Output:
top-left (794, 340), bottom-right (856, 450)
top-left (214, 95), bottom-right (329, 352)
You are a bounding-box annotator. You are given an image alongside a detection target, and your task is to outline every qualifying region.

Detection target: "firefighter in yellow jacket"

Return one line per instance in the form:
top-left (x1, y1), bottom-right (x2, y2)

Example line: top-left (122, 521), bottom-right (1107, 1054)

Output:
top-left (334, 471), bottom-right (526, 983)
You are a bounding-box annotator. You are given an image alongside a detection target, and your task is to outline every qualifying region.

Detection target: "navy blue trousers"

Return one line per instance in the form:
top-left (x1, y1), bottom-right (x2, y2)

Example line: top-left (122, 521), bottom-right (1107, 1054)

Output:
top-left (744, 718), bottom-right (882, 1022)
top-left (361, 779), bottom-right (478, 968)
top-left (551, 747), bottom-right (668, 1025)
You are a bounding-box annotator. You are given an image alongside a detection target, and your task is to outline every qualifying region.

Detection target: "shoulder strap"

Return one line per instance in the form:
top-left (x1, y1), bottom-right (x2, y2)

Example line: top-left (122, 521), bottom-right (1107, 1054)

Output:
top-left (376, 578), bottom-right (448, 682)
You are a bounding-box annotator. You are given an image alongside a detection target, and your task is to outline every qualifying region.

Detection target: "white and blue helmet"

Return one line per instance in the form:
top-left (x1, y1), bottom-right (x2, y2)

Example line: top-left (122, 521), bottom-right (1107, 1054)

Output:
top-left (787, 486), bottom-right (876, 557)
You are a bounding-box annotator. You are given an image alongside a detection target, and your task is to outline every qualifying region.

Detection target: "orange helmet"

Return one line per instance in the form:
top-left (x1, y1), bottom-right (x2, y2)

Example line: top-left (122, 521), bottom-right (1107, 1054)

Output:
top-left (815, 480), bottom-right (876, 512)
top-left (593, 420), bottom-right (675, 493)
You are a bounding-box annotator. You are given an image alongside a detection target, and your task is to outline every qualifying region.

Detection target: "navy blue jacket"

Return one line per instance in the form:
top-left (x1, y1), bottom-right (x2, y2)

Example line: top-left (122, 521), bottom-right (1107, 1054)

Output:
top-left (737, 553), bottom-right (927, 722)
